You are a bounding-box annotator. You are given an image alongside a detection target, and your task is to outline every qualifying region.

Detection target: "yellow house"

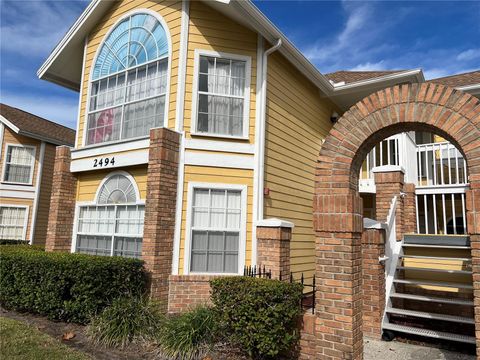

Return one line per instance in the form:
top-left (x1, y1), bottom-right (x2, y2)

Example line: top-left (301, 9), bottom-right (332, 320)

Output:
top-left (38, 1), bottom-right (480, 341)
top-left (0, 104), bottom-right (75, 245)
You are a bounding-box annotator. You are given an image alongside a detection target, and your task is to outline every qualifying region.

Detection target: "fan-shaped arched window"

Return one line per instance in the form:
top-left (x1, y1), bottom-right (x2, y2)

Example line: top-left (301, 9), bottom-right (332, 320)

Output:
top-left (86, 12), bottom-right (169, 146)
top-left (75, 173), bottom-right (145, 258)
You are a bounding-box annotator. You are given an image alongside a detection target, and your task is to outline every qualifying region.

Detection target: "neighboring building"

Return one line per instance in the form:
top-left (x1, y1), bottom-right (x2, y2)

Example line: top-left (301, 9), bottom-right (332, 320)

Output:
top-left (37, 0), bottom-right (480, 355)
top-left (0, 104), bottom-right (75, 244)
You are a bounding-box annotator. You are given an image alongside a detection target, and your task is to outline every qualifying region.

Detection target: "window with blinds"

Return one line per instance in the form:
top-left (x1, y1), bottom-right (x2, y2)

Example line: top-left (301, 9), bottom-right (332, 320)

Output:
top-left (75, 174), bottom-right (144, 258)
top-left (0, 206), bottom-right (27, 240)
top-left (190, 188), bottom-right (242, 273)
top-left (3, 145), bottom-right (35, 184)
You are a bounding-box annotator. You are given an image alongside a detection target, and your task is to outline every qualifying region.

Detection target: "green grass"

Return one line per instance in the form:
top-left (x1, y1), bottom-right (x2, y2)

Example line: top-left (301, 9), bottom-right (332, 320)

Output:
top-left (0, 317), bottom-right (90, 360)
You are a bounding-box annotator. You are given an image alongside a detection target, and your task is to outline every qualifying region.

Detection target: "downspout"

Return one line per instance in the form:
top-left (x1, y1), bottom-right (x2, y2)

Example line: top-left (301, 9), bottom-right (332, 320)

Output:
top-left (252, 37), bottom-right (282, 266)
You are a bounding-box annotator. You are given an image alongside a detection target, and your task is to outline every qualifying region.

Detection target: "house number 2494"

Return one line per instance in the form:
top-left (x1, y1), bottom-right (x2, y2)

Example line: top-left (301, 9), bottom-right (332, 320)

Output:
top-left (93, 157), bottom-right (115, 168)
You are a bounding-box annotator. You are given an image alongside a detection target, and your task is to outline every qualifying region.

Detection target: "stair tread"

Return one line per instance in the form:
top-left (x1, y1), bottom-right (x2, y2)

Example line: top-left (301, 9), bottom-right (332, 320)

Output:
top-left (402, 244), bottom-right (470, 249)
top-left (400, 255), bottom-right (471, 261)
top-left (396, 266), bottom-right (472, 274)
top-left (382, 323), bottom-right (476, 344)
top-left (390, 292), bottom-right (474, 306)
top-left (386, 307), bottom-right (474, 324)
top-left (393, 278), bottom-right (473, 289)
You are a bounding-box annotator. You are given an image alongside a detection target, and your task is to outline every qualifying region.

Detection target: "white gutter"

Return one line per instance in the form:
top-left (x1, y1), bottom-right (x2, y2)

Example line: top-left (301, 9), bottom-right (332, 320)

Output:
top-left (252, 37), bottom-right (282, 266)
top-left (456, 83), bottom-right (480, 93)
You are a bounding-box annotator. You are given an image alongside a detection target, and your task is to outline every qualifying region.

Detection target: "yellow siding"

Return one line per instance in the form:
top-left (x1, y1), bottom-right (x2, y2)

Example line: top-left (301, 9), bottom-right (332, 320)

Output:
top-left (183, 0), bottom-right (257, 142)
top-left (76, 166), bottom-right (148, 202)
top-left (263, 51), bottom-right (338, 279)
top-left (0, 197), bottom-right (34, 240)
top-left (178, 165), bottom-right (254, 275)
top-left (77, 0), bottom-right (183, 146)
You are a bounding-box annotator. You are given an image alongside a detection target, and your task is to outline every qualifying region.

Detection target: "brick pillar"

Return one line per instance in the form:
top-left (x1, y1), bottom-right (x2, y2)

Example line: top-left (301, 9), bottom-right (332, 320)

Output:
top-left (45, 146), bottom-right (77, 252)
top-left (373, 166), bottom-right (405, 241)
top-left (403, 183), bottom-right (417, 234)
top-left (256, 218), bottom-right (293, 280)
top-left (314, 190), bottom-right (364, 359)
top-left (361, 225), bottom-right (386, 339)
top-left (142, 128), bottom-right (180, 311)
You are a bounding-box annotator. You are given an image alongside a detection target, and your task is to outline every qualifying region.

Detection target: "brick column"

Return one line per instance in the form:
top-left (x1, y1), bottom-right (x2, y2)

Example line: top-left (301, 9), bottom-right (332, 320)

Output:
top-left (373, 166), bottom-right (405, 241)
top-left (403, 183), bottom-right (417, 234)
top-left (142, 128), bottom-right (180, 311)
top-left (45, 146), bottom-right (77, 252)
top-left (361, 223), bottom-right (386, 339)
top-left (256, 218), bottom-right (293, 281)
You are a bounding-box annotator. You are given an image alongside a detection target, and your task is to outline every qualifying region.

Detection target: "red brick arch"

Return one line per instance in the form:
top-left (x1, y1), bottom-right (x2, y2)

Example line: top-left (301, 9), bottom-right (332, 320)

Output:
top-left (314, 83), bottom-right (480, 359)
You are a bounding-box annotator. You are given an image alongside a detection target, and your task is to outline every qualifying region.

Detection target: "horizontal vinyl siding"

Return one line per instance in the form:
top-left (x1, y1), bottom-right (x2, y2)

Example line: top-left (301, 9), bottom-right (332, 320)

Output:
top-left (183, 0), bottom-right (257, 142)
top-left (179, 165), bottom-right (254, 275)
top-left (75, 166), bottom-right (148, 202)
top-left (77, 0), bottom-right (183, 147)
top-left (264, 52), bottom-right (338, 279)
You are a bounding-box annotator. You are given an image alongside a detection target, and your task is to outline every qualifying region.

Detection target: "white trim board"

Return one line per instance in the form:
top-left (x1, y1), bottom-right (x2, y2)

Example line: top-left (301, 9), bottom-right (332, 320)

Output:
top-left (29, 141), bottom-right (45, 244)
top-left (172, 132), bottom-right (186, 275)
top-left (175, 0), bottom-right (190, 132)
top-left (184, 138), bottom-right (254, 154)
top-left (184, 151), bottom-right (254, 170)
top-left (0, 190), bottom-right (35, 199)
top-left (71, 138), bottom-right (149, 159)
top-left (70, 149), bottom-right (149, 172)
top-left (183, 182), bottom-right (248, 276)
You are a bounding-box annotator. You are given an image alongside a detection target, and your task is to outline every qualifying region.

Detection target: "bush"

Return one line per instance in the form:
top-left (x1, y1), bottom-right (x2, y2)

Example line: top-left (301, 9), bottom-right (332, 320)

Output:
top-left (210, 277), bottom-right (303, 358)
top-left (156, 306), bottom-right (219, 360)
top-left (0, 245), bottom-right (147, 324)
top-left (87, 296), bottom-right (162, 348)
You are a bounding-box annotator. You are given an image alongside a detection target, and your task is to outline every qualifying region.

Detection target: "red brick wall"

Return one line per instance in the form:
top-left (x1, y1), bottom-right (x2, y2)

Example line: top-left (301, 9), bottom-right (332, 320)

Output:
top-left (403, 183), bottom-right (417, 234)
top-left (142, 128), bottom-right (180, 311)
top-left (315, 83), bottom-right (480, 358)
top-left (256, 225), bottom-right (292, 281)
top-left (45, 146), bottom-right (77, 252)
top-left (297, 312), bottom-right (317, 359)
top-left (361, 228), bottom-right (386, 339)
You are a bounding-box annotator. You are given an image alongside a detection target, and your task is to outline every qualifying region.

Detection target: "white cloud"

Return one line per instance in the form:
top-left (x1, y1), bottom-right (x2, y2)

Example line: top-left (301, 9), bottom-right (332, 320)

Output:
top-left (1, 92), bottom-right (77, 129)
top-left (349, 61), bottom-right (386, 71)
top-left (457, 48), bottom-right (480, 62)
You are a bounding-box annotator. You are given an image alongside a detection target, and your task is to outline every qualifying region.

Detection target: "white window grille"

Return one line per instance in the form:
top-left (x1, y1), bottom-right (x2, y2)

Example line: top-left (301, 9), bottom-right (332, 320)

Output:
top-left (75, 174), bottom-right (144, 258)
top-left (0, 206), bottom-right (28, 240)
top-left (86, 13), bottom-right (169, 146)
top-left (193, 53), bottom-right (250, 138)
top-left (190, 188), bottom-right (242, 273)
top-left (3, 145), bottom-right (35, 184)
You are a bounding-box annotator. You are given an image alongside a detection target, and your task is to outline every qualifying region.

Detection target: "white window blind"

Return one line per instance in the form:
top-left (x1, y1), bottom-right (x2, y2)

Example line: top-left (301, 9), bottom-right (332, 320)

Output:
top-left (190, 188), bottom-right (241, 273)
top-left (196, 56), bottom-right (247, 137)
top-left (75, 174), bottom-right (144, 258)
top-left (0, 207), bottom-right (27, 240)
top-left (3, 145), bottom-right (35, 184)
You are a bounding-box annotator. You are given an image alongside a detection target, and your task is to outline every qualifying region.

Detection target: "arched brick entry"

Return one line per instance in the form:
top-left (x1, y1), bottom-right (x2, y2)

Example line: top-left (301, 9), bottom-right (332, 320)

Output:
top-left (314, 83), bottom-right (480, 359)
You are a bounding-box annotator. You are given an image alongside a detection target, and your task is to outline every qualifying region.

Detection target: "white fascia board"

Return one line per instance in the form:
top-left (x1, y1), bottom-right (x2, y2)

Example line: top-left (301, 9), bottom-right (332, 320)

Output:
top-left (184, 151), bottom-right (254, 170)
top-left (256, 218), bottom-right (294, 229)
top-left (332, 69), bottom-right (424, 95)
top-left (0, 115), bottom-right (20, 134)
top-left (456, 83), bottom-right (480, 94)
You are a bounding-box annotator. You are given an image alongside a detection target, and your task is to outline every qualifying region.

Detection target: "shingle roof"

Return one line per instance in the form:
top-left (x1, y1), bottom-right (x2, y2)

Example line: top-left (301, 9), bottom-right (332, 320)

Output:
top-left (0, 103), bottom-right (75, 146)
top-left (427, 70), bottom-right (480, 88)
top-left (325, 70), bottom-right (406, 84)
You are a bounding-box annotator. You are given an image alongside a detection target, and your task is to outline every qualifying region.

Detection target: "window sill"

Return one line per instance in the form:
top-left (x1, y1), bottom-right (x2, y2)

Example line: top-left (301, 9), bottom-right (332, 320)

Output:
top-left (190, 132), bottom-right (250, 141)
top-left (1, 181), bottom-right (33, 187)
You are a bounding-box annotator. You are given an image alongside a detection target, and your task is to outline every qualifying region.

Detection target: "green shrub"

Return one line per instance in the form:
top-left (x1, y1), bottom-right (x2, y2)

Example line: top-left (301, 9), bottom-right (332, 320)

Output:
top-left (156, 306), bottom-right (219, 360)
top-left (0, 245), bottom-right (147, 324)
top-left (87, 296), bottom-right (162, 348)
top-left (210, 277), bottom-right (303, 358)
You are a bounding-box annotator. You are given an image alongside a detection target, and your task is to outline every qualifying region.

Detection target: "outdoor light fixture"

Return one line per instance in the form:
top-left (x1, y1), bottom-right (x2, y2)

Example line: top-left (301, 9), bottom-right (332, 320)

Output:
top-left (330, 111), bottom-right (339, 123)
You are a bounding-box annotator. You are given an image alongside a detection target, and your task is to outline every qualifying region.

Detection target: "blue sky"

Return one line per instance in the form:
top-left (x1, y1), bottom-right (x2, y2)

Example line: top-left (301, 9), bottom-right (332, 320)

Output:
top-left (0, 0), bottom-right (479, 129)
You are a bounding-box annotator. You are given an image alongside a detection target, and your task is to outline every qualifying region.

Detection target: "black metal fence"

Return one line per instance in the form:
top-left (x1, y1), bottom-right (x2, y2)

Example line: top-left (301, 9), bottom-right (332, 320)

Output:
top-left (243, 265), bottom-right (316, 314)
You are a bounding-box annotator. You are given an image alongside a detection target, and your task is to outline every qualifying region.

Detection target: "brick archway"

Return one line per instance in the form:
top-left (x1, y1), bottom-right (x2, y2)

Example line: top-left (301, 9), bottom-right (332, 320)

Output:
top-left (314, 83), bottom-right (480, 359)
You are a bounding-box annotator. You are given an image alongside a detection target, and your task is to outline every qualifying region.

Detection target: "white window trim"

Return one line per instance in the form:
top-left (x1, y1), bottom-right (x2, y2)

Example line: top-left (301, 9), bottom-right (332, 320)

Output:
top-left (0, 204), bottom-right (29, 241)
top-left (82, 8), bottom-right (172, 148)
top-left (1, 143), bottom-right (36, 186)
top-left (71, 171), bottom-right (145, 255)
top-left (191, 49), bottom-right (252, 140)
top-left (183, 182), bottom-right (247, 275)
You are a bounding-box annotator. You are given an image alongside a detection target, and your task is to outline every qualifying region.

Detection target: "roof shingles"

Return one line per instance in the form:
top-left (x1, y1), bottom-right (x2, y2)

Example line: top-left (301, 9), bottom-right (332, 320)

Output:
top-left (0, 103), bottom-right (75, 146)
top-left (427, 70), bottom-right (480, 88)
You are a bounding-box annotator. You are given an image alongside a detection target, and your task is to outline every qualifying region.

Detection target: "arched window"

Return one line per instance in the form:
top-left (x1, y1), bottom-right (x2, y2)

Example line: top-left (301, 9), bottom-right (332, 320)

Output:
top-left (87, 12), bottom-right (169, 145)
top-left (75, 172), bottom-right (145, 258)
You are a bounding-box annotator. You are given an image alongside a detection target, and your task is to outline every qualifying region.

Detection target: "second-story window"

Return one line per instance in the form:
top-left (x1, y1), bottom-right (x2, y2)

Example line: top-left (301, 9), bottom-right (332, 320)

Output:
top-left (193, 51), bottom-right (251, 138)
top-left (87, 13), bottom-right (169, 146)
